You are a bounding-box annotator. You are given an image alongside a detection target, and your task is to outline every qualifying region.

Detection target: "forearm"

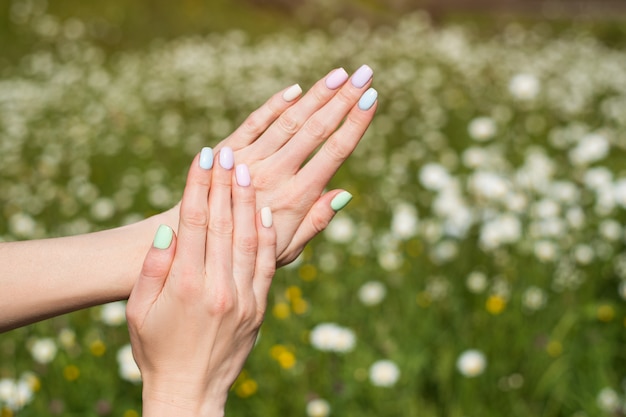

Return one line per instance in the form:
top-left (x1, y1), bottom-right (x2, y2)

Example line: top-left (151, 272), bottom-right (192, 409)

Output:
top-left (0, 209), bottom-right (176, 332)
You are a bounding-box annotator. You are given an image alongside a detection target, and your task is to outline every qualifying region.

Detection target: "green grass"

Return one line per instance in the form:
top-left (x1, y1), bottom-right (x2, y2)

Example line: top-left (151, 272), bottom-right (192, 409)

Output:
top-left (1, 1), bottom-right (626, 416)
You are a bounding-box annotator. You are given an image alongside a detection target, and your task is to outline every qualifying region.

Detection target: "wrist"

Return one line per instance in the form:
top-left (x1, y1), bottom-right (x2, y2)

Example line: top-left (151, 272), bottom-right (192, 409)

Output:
top-left (142, 381), bottom-right (227, 417)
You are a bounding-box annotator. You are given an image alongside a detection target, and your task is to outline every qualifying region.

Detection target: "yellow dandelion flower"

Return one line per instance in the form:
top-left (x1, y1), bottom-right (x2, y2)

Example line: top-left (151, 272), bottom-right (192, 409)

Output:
top-left (416, 291), bottom-right (431, 308)
top-left (597, 304), bottom-right (615, 322)
top-left (272, 302), bottom-right (290, 320)
top-left (285, 286), bottom-right (302, 301)
top-left (90, 339), bottom-right (106, 357)
top-left (1, 407), bottom-right (14, 417)
top-left (486, 295), bottom-right (506, 315)
top-left (63, 365), bottom-right (80, 381)
top-left (277, 351), bottom-right (296, 369)
top-left (546, 340), bottom-right (563, 357)
top-left (123, 410), bottom-right (139, 417)
top-left (299, 264), bottom-right (317, 281)
top-left (235, 379), bottom-right (258, 398)
top-left (292, 298), bottom-right (309, 315)
top-left (270, 345), bottom-right (296, 369)
top-left (270, 344), bottom-right (288, 359)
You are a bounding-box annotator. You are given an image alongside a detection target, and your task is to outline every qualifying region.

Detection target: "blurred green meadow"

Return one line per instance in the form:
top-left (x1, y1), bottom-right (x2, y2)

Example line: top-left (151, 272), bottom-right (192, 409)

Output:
top-left (2, 0), bottom-right (626, 416)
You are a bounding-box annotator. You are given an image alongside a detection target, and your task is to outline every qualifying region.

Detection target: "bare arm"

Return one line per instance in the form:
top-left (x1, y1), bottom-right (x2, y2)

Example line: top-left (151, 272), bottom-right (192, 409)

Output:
top-left (0, 208), bottom-right (176, 331)
top-left (0, 65), bottom-right (377, 332)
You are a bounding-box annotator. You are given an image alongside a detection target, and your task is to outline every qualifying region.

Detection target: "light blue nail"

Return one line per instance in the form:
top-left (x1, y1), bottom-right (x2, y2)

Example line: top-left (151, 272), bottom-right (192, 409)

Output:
top-left (199, 147), bottom-right (214, 170)
top-left (358, 88), bottom-right (378, 111)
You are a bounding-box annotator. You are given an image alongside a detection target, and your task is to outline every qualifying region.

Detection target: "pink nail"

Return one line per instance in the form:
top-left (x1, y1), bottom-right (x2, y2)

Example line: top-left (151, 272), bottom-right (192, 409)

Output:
top-left (325, 68), bottom-right (349, 90)
top-left (236, 164), bottom-right (251, 187)
top-left (351, 64), bottom-right (373, 88)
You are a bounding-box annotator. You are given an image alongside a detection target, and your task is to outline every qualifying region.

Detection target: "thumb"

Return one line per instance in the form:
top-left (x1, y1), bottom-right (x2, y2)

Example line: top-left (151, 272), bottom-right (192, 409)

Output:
top-left (127, 224), bottom-right (176, 324)
top-left (278, 190), bottom-right (352, 266)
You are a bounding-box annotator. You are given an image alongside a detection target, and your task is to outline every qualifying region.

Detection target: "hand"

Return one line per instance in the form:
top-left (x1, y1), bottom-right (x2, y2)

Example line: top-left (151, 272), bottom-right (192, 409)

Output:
top-left (213, 65), bottom-right (377, 265)
top-left (126, 149), bottom-right (276, 416)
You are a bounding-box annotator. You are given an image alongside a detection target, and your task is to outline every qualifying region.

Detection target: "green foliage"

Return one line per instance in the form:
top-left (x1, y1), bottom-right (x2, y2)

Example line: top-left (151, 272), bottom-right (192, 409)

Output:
top-left (1, 1), bottom-right (626, 416)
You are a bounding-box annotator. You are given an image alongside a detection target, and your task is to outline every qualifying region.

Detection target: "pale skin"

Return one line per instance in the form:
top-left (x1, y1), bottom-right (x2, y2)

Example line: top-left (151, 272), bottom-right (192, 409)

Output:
top-left (127, 151), bottom-right (275, 417)
top-left (0, 66), bottom-right (377, 332)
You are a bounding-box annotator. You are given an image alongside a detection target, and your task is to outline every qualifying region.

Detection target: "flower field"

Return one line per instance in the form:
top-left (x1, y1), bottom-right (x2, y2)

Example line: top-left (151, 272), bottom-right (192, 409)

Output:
top-left (1, 2), bottom-right (626, 416)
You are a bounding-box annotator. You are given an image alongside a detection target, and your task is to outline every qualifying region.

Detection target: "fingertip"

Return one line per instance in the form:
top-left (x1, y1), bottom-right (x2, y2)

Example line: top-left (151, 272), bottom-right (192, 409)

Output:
top-left (261, 207), bottom-right (273, 228)
top-left (153, 224), bottom-right (174, 250)
top-left (330, 190), bottom-right (353, 212)
top-left (282, 83), bottom-right (303, 102)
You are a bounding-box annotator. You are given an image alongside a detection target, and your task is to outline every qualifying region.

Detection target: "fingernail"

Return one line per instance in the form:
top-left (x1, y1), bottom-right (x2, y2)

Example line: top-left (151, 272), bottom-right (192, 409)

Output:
top-left (261, 207), bottom-right (273, 228)
top-left (236, 164), bottom-right (251, 187)
top-left (351, 64), bottom-right (373, 88)
top-left (199, 147), bottom-right (214, 170)
top-left (330, 191), bottom-right (353, 211)
top-left (219, 147), bottom-right (234, 169)
top-left (282, 83), bottom-right (302, 102)
top-left (358, 88), bottom-right (378, 111)
top-left (153, 224), bottom-right (173, 249)
top-left (325, 68), bottom-right (349, 90)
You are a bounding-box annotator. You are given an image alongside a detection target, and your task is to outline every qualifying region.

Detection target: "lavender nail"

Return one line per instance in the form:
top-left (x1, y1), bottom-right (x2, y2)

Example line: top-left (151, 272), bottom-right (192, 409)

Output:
top-left (325, 68), bottom-right (349, 90)
top-left (236, 164), bottom-right (251, 187)
top-left (351, 64), bottom-right (373, 88)
top-left (219, 147), bottom-right (234, 169)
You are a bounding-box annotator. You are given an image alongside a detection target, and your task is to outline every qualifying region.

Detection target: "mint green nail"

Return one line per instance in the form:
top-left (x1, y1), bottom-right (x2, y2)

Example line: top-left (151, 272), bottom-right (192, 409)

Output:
top-left (153, 224), bottom-right (173, 249)
top-left (330, 191), bottom-right (353, 211)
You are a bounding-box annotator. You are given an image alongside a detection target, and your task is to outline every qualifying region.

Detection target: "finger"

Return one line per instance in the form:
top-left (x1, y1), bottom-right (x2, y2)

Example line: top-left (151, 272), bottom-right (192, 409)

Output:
top-left (206, 147), bottom-right (235, 286)
top-left (175, 148), bottom-right (214, 275)
top-left (127, 225), bottom-right (176, 325)
top-left (215, 84), bottom-right (303, 152)
top-left (295, 88), bottom-right (378, 194)
top-left (232, 163), bottom-right (258, 295)
top-left (277, 190), bottom-right (352, 267)
top-left (270, 65), bottom-right (374, 173)
top-left (252, 207), bottom-right (277, 313)
top-left (238, 68), bottom-right (349, 161)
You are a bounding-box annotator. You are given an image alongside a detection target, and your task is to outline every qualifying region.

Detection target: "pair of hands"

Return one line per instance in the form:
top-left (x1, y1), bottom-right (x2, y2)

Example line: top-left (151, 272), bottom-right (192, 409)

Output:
top-left (126, 66), bottom-right (377, 416)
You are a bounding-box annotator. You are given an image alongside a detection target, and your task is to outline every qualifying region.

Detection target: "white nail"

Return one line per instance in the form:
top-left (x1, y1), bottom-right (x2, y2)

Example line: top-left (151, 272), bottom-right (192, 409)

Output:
top-left (282, 84), bottom-right (302, 102)
top-left (261, 207), bottom-right (273, 228)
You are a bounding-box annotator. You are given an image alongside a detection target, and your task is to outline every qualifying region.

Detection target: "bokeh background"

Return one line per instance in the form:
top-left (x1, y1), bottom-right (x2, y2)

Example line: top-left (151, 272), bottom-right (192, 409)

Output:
top-left (2, 0), bottom-right (626, 416)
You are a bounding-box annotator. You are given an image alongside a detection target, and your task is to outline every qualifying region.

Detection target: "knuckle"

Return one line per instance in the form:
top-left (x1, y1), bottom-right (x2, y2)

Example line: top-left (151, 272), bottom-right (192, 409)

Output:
top-left (241, 111), bottom-right (264, 136)
top-left (309, 209), bottom-right (332, 235)
top-left (180, 204), bottom-right (209, 229)
top-left (322, 137), bottom-right (349, 163)
top-left (335, 88), bottom-right (357, 107)
top-left (276, 112), bottom-right (299, 136)
top-left (207, 287), bottom-right (236, 315)
top-left (311, 84), bottom-right (330, 104)
top-left (237, 234), bottom-right (258, 255)
top-left (209, 215), bottom-right (233, 235)
top-left (303, 118), bottom-right (327, 142)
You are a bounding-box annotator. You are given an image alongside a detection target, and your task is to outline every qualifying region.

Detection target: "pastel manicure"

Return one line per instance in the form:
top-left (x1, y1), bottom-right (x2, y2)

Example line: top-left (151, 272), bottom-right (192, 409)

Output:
top-left (219, 147), bottom-right (234, 169)
top-left (236, 164), bottom-right (251, 187)
top-left (199, 147), bottom-right (214, 170)
top-left (351, 64), bottom-right (373, 88)
top-left (153, 224), bottom-right (173, 249)
top-left (282, 84), bottom-right (302, 102)
top-left (325, 68), bottom-right (349, 90)
top-left (358, 88), bottom-right (378, 111)
top-left (261, 207), bottom-right (273, 228)
top-left (330, 191), bottom-right (353, 211)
